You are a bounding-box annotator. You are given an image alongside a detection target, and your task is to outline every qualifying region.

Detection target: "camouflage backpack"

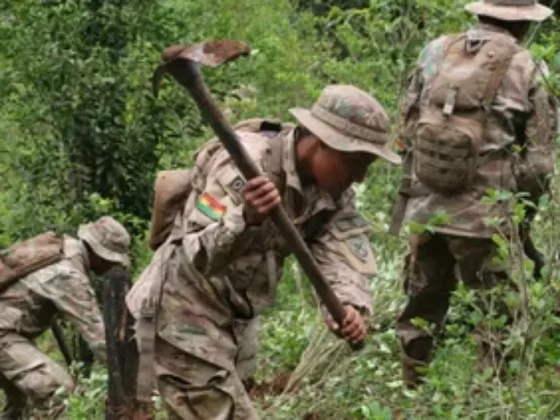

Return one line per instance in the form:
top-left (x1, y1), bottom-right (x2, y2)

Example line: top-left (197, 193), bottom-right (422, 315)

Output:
top-left (413, 33), bottom-right (521, 195)
top-left (148, 119), bottom-right (292, 250)
top-left (0, 231), bottom-right (64, 291)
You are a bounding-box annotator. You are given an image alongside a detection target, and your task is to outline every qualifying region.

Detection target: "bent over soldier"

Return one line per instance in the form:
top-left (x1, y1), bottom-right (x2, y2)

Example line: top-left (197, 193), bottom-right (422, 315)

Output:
top-left (127, 84), bottom-right (401, 419)
top-left (0, 216), bottom-right (130, 418)
top-left (393, 0), bottom-right (557, 388)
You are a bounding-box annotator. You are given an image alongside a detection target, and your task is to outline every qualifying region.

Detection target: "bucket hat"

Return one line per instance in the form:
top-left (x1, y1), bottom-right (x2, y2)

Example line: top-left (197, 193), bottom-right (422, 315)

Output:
top-left (465, 0), bottom-right (553, 22)
top-left (290, 85), bottom-right (401, 165)
top-left (78, 216), bottom-right (131, 267)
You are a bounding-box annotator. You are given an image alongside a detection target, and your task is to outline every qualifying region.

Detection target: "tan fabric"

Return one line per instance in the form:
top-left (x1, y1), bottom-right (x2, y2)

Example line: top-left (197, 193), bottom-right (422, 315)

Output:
top-left (0, 236), bottom-right (107, 362)
top-left (77, 216), bottom-right (131, 267)
top-left (399, 23), bottom-right (558, 238)
top-left (0, 231), bottom-right (64, 288)
top-left (289, 85), bottom-right (401, 164)
top-left (233, 317), bottom-right (260, 382)
top-left (149, 170), bottom-right (192, 251)
top-left (412, 32), bottom-right (519, 195)
top-left (155, 130), bottom-right (375, 366)
top-left (0, 332), bottom-right (74, 403)
top-left (147, 119), bottom-right (294, 252)
top-left (129, 243), bottom-right (176, 403)
top-left (465, 0), bottom-right (553, 22)
top-left (128, 127), bottom-right (376, 417)
top-left (155, 338), bottom-right (258, 420)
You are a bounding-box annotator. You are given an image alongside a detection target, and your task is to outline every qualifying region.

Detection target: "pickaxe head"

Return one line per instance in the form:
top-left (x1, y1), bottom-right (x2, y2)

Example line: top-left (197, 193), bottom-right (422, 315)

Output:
top-left (152, 40), bottom-right (251, 97)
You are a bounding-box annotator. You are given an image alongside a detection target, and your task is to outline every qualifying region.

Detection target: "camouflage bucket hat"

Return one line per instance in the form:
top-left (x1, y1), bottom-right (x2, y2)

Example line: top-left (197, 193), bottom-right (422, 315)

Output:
top-left (465, 0), bottom-right (553, 22)
top-left (78, 216), bottom-right (131, 267)
top-left (289, 85), bottom-right (401, 165)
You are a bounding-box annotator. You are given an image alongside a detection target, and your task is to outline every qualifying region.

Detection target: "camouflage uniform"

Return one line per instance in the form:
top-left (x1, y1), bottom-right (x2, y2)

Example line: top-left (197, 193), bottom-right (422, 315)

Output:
top-left (0, 217), bottom-right (130, 416)
top-left (128, 85), bottom-right (400, 419)
top-left (396, 1), bottom-right (557, 386)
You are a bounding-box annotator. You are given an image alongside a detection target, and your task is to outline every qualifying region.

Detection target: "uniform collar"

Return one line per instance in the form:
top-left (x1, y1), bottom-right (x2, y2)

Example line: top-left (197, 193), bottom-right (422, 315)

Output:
top-left (281, 129), bottom-right (339, 213)
top-left (282, 128), bottom-right (303, 194)
top-left (468, 22), bottom-right (518, 43)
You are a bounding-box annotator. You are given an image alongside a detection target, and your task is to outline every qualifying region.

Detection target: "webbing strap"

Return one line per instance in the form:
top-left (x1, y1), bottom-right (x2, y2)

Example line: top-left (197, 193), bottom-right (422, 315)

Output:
top-left (481, 39), bottom-right (519, 108)
top-left (135, 296), bottom-right (158, 403)
top-left (263, 132), bottom-right (286, 194)
top-left (134, 252), bottom-right (172, 403)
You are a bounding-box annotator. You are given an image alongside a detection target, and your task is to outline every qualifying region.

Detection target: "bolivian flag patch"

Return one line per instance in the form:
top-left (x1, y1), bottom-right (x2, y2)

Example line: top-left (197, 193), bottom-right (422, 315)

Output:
top-left (196, 193), bottom-right (226, 221)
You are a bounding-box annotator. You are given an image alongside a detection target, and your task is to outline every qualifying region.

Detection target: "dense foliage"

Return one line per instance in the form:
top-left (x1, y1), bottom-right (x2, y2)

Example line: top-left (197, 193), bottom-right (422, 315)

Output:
top-left (1, 0), bottom-right (559, 418)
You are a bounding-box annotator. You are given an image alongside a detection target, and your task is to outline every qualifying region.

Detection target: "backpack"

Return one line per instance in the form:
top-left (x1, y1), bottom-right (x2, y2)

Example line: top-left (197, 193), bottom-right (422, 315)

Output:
top-left (148, 119), bottom-right (292, 250)
top-left (413, 34), bottom-right (521, 195)
top-left (0, 231), bottom-right (64, 291)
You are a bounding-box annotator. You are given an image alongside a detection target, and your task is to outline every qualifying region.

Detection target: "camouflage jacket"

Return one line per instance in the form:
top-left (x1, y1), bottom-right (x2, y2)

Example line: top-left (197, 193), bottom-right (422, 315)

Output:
top-left (0, 236), bottom-right (106, 361)
top-left (399, 23), bottom-right (558, 238)
top-left (138, 127), bottom-right (376, 370)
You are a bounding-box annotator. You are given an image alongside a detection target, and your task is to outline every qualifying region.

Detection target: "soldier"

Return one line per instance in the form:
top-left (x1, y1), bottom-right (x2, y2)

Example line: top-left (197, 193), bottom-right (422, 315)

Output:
top-left (127, 84), bottom-right (401, 419)
top-left (392, 0), bottom-right (557, 388)
top-left (0, 216), bottom-right (131, 418)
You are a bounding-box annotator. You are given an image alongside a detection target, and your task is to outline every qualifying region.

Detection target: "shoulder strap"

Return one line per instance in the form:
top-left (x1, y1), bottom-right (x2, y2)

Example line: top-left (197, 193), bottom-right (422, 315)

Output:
top-left (0, 231), bottom-right (64, 292)
top-left (482, 39), bottom-right (520, 108)
top-left (263, 131), bottom-right (287, 195)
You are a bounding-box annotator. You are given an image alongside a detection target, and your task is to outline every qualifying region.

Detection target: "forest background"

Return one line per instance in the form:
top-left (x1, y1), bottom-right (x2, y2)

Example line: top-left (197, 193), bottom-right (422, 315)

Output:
top-left (0, 0), bottom-right (559, 418)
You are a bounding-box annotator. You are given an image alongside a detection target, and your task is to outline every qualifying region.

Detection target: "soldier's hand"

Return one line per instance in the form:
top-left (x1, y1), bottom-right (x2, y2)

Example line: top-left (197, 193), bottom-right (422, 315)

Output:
top-left (242, 176), bottom-right (281, 225)
top-left (327, 305), bottom-right (366, 344)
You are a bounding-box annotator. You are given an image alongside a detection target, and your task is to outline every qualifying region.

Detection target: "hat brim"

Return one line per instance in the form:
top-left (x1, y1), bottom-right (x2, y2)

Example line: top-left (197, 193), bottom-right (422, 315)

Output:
top-left (93, 245), bottom-right (130, 268)
top-left (289, 108), bottom-right (401, 165)
top-left (79, 230), bottom-right (130, 268)
top-left (465, 2), bottom-right (553, 22)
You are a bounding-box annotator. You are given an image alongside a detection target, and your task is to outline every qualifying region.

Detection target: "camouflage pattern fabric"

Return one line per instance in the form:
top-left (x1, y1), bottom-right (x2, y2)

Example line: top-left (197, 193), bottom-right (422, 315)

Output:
top-left (78, 216), bottom-right (131, 268)
top-left (233, 317), bottom-right (260, 383)
top-left (0, 332), bottom-right (74, 402)
top-left (290, 84), bottom-right (401, 164)
top-left (154, 338), bottom-right (259, 420)
top-left (0, 236), bottom-right (106, 404)
top-left (132, 126), bottom-right (377, 418)
top-left (399, 22), bottom-right (558, 238)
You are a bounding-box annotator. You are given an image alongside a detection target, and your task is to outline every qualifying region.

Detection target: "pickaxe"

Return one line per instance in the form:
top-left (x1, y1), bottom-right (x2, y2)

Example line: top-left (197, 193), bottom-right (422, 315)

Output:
top-left (153, 40), bottom-right (364, 350)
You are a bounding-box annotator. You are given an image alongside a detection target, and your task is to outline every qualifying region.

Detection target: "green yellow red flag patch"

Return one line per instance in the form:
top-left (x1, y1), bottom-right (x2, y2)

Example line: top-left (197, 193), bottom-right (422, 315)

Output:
top-left (196, 193), bottom-right (226, 221)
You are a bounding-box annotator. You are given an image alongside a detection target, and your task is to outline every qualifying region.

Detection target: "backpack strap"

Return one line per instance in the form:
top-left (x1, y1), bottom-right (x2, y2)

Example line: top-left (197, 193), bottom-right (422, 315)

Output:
top-left (0, 230), bottom-right (64, 293)
top-left (263, 132), bottom-right (286, 195)
top-left (435, 34), bottom-right (518, 116)
top-left (476, 38), bottom-right (519, 168)
top-left (481, 38), bottom-right (519, 109)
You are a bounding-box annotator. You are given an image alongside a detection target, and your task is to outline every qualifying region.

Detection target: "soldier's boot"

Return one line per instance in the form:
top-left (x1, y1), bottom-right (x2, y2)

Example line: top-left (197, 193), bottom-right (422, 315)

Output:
top-left (400, 337), bottom-right (432, 389)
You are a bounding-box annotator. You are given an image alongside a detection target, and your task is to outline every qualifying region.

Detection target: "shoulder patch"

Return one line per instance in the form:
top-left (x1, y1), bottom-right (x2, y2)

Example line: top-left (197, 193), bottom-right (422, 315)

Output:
top-left (345, 235), bottom-right (370, 262)
top-left (229, 175), bottom-right (246, 193)
top-left (195, 193), bottom-right (226, 221)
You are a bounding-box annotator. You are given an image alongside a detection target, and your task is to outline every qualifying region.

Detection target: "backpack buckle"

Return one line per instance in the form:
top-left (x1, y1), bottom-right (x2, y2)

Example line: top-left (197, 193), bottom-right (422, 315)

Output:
top-left (442, 87), bottom-right (458, 116)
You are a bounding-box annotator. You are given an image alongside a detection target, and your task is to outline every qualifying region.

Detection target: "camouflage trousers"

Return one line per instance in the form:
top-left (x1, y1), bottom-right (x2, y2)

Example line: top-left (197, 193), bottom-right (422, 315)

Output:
top-left (396, 233), bottom-right (512, 381)
top-left (154, 318), bottom-right (260, 420)
top-left (0, 332), bottom-right (74, 414)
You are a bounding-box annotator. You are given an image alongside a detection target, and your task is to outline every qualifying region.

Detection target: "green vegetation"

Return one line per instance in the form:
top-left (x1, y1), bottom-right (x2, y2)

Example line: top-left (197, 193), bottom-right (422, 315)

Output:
top-left (1, 0), bottom-right (559, 418)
